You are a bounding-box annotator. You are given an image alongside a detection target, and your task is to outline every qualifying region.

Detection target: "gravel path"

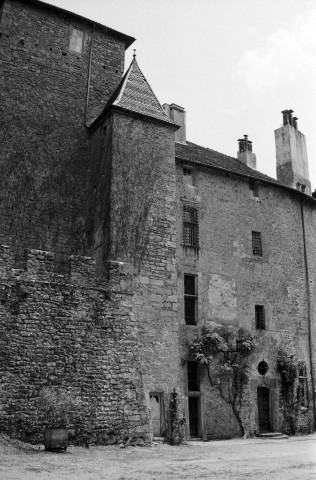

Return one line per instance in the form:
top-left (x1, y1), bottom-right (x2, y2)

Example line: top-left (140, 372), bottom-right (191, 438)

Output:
top-left (1, 434), bottom-right (316, 479)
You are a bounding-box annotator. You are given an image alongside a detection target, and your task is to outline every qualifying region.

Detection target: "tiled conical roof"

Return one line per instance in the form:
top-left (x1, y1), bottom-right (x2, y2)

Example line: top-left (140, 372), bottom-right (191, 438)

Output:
top-left (111, 57), bottom-right (175, 124)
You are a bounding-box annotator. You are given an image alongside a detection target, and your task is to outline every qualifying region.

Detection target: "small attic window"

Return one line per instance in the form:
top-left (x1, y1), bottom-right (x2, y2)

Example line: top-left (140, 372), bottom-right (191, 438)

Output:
top-left (69, 27), bottom-right (84, 54)
top-left (249, 179), bottom-right (259, 197)
top-left (183, 167), bottom-right (193, 186)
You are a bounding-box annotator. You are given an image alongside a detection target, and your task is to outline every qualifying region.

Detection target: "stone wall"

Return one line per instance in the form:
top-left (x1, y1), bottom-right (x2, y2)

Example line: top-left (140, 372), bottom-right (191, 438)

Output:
top-left (87, 113), bottom-right (182, 433)
top-left (109, 113), bottom-right (182, 401)
top-left (176, 163), bottom-right (315, 437)
top-left (0, 245), bottom-right (151, 443)
top-left (0, 0), bottom-right (129, 258)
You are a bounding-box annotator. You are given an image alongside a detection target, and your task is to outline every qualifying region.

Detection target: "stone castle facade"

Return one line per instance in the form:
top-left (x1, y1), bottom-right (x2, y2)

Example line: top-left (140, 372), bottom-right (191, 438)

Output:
top-left (0, 0), bottom-right (315, 441)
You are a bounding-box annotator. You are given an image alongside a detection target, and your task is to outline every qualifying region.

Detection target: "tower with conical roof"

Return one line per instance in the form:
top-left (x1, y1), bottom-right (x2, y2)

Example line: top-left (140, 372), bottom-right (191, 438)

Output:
top-left (87, 56), bottom-right (182, 427)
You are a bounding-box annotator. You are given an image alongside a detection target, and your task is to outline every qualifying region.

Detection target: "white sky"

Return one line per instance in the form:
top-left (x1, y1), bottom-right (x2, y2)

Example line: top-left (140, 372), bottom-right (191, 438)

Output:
top-left (46, 0), bottom-right (316, 189)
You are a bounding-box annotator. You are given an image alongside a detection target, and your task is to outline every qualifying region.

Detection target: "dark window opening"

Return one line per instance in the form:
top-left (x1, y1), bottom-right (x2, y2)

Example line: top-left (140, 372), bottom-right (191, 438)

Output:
top-left (255, 305), bottom-right (265, 330)
top-left (252, 231), bottom-right (262, 256)
top-left (184, 275), bottom-right (197, 325)
top-left (187, 361), bottom-right (199, 391)
top-left (258, 360), bottom-right (269, 375)
top-left (183, 206), bottom-right (198, 248)
top-left (249, 180), bottom-right (259, 197)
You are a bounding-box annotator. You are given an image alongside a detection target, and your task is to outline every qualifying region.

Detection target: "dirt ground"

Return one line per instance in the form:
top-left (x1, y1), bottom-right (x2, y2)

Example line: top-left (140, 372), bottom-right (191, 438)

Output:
top-left (1, 434), bottom-right (316, 480)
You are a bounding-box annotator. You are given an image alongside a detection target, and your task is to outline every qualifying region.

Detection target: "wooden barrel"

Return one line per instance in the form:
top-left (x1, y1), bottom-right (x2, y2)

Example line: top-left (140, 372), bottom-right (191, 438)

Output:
top-left (44, 428), bottom-right (68, 451)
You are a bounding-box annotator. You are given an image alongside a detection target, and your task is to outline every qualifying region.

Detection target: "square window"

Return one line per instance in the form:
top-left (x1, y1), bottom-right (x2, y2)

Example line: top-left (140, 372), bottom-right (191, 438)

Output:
top-left (187, 361), bottom-right (199, 391)
top-left (255, 305), bottom-right (265, 329)
top-left (252, 231), bottom-right (262, 256)
top-left (183, 206), bottom-right (198, 248)
top-left (184, 274), bottom-right (197, 325)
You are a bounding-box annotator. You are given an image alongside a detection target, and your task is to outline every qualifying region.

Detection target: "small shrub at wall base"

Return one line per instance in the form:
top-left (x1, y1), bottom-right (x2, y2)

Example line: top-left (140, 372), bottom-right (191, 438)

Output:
top-left (36, 387), bottom-right (83, 429)
top-left (36, 387), bottom-right (85, 450)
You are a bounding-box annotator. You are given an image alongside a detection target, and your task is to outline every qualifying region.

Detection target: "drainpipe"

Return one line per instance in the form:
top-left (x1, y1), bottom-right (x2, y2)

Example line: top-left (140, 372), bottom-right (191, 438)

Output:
top-left (85, 23), bottom-right (95, 125)
top-left (300, 198), bottom-right (316, 430)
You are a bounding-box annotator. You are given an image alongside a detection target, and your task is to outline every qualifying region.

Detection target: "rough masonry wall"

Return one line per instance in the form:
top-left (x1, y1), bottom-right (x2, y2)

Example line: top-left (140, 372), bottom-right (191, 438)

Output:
top-left (301, 202), bottom-right (316, 429)
top-left (93, 113), bottom-right (182, 418)
top-left (176, 163), bottom-right (314, 437)
top-left (0, 0), bottom-right (127, 257)
top-left (0, 245), bottom-right (151, 442)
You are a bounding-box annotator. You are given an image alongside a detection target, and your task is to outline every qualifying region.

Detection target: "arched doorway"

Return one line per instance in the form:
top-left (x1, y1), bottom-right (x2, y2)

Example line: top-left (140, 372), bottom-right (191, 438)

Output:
top-left (257, 386), bottom-right (271, 432)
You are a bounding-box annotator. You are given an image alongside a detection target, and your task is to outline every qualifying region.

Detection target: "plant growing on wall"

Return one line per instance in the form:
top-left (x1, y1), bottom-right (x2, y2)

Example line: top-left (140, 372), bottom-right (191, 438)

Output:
top-left (167, 388), bottom-right (187, 445)
top-left (189, 324), bottom-right (255, 437)
top-left (276, 349), bottom-right (303, 434)
top-left (0, 121), bottom-right (87, 256)
top-left (111, 121), bottom-right (167, 268)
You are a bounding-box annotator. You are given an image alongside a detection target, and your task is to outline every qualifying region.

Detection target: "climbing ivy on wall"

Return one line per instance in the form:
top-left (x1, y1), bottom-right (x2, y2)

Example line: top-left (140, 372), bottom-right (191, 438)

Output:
top-left (190, 324), bottom-right (255, 437)
top-left (167, 388), bottom-right (187, 445)
top-left (0, 120), bottom-right (88, 257)
top-left (276, 348), bottom-right (303, 434)
top-left (110, 118), bottom-right (169, 268)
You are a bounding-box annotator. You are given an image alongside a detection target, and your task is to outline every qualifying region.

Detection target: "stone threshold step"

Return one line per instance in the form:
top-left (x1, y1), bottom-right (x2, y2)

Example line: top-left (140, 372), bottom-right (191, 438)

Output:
top-left (256, 432), bottom-right (289, 439)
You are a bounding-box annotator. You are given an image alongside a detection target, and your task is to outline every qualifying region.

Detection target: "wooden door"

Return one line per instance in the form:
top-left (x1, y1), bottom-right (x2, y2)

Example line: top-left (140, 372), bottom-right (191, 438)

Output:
top-left (257, 386), bottom-right (271, 432)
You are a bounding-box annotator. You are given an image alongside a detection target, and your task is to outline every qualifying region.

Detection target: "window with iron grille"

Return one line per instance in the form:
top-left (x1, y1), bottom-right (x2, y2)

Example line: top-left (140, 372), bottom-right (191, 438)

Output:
top-left (187, 361), bottom-right (199, 391)
top-left (298, 364), bottom-right (308, 408)
top-left (183, 206), bottom-right (198, 247)
top-left (252, 231), bottom-right (262, 256)
top-left (255, 305), bottom-right (265, 329)
top-left (184, 274), bottom-right (197, 325)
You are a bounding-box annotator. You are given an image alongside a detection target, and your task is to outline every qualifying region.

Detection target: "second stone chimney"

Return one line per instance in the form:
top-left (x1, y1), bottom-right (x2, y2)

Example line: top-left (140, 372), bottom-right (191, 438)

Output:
top-left (275, 110), bottom-right (311, 194)
top-left (237, 135), bottom-right (257, 169)
top-left (163, 103), bottom-right (186, 144)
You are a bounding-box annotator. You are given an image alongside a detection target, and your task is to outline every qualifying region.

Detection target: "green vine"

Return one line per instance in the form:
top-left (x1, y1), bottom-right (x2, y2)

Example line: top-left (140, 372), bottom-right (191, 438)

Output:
top-left (190, 324), bottom-right (255, 437)
top-left (276, 349), bottom-right (302, 434)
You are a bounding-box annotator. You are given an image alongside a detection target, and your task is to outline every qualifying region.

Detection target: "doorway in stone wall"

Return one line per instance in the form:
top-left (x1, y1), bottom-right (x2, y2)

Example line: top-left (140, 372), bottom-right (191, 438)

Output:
top-left (257, 386), bottom-right (271, 432)
top-left (188, 396), bottom-right (200, 437)
top-left (150, 392), bottom-right (165, 437)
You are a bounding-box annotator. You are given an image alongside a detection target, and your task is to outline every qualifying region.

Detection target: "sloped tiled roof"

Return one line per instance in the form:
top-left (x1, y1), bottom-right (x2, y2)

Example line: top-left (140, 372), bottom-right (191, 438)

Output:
top-left (110, 57), bottom-right (175, 125)
top-left (176, 141), bottom-right (282, 186)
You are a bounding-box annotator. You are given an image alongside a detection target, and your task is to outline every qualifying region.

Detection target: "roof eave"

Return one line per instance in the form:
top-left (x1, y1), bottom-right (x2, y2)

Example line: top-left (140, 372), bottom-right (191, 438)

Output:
top-left (89, 104), bottom-right (180, 133)
top-left (176, 156), bottom-right (316, 203)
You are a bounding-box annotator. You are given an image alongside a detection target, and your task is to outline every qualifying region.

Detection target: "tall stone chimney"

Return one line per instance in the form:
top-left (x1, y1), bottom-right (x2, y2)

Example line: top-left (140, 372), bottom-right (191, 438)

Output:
top-left (237, 135), bottom-right (257, 169)
top-left (163, 103), bottom-right (186, 144)
top-left (275, 110), bottom-right (311, 194)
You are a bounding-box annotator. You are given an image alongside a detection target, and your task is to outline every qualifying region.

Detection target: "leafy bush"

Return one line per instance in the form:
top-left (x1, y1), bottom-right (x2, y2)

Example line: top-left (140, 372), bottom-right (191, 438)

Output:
top-left (36, 387), bottom-right (83, 429)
